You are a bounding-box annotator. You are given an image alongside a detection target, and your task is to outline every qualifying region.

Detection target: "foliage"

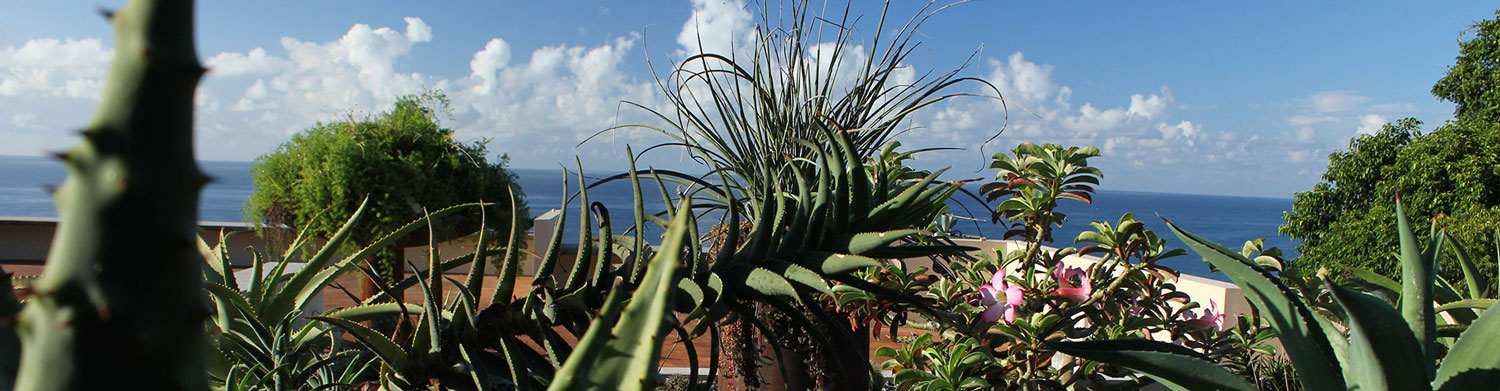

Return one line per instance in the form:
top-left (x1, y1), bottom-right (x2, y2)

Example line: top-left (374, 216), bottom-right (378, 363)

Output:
top-left (1432, 9), bottom-right (1500, 122)
top-left (871, 148), bottom-right (1289, 390)
top-left (1282, 118), bottom-right (1500, 290)
top-left (616, 1), bottom-right (992, 389)
top-left (245, 92), bottom-right (526, 286)
top-left (1056, 200), bottom-right (1500, 391)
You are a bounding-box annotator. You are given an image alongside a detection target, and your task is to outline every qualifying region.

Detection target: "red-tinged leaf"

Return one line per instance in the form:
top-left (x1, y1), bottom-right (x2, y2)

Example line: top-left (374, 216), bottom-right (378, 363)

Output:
top-left (1058, 192), bottom-right (1092, 204)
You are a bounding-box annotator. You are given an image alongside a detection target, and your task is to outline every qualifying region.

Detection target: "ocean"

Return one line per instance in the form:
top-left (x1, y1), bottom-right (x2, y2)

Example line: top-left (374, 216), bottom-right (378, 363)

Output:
top-left (0, 156), bottom-right (1298, 280)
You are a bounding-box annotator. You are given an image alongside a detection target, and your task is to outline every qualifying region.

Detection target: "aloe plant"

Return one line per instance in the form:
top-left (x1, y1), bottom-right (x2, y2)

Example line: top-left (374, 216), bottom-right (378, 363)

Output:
top-left (1051, 200), bottom-right (1500, 391)
top-left (201, 199), bottom-right (489, 390)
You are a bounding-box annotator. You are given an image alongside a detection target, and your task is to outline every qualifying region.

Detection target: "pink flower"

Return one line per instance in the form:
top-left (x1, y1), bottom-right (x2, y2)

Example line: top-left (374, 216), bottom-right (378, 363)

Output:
top-left (980, 270), bottom-right (1024, 325)
top-left (1182, 300), bottom-right (1226, 332)
top-left (1052, 265), bottom-right (1092, 302)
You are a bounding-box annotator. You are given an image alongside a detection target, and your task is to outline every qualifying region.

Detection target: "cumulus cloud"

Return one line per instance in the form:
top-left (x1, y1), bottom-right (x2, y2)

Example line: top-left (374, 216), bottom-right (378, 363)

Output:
top-left (10, 113), bottom-right (37, 129)
top-left (0, 38), bottom-right (112, 98)
top-left (677, 0), bottom-right (755, 58)
top-left (1304, 90), bottom-right (1371, 113)
top-left (1355, 113), bottom-right (1388, 136)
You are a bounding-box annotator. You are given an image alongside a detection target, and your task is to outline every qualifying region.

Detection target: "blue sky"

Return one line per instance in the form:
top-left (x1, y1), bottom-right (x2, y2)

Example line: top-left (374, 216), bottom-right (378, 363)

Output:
top-left (1, 1), bottom-right (1494, 197)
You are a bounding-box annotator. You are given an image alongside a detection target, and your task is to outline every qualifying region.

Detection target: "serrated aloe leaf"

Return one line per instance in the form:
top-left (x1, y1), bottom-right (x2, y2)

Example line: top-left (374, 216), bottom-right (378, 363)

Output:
top-left (826, 229), bottom-right (920, 255)
top-left (1434, 305), bottom-right (1500, 390)
top-left (1435, 299), bottom-right (1495, 315)
top-left (535, 175), bottom-right (570, 285)
top-left (1329, 283), bottom-right (1431, 390)
top-left (734, 266), bottom-right (801, 302)
top-left (274, 202), bottom-right (481, 319)
top-left (766, 261), bottom-right (832, 295)
top-left (323, 303), bottom-right (423, 322)
top-left (799, 251), bottom-right (881, 275)
top-left (548, 200), bottom-right (692, 391)
top-left (1396, 201), bottom-right (1438, 369)
top-left (1047, 340), bottom-right (1256, 391)
top-left (494, 188), bottom-right (527, 304)
top-left (311, 316), bottom-right (409, 374)
top-left (1165, 219), bottom-right (1345, 391)
top-left (1441, 230), bottom-right (1485, 300)
top-left (1340, 262), bottom-right (1402, 295)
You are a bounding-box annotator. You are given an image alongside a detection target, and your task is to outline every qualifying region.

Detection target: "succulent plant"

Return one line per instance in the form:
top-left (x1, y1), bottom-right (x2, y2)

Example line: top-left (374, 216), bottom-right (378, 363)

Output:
top-left (1051, 200), bottom-right (1500, 391)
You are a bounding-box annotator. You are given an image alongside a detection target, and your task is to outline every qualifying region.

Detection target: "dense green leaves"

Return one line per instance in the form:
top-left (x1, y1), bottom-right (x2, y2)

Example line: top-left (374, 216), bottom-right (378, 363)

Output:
top-left (245, 91), bottom-right (526, 285)
top-left (1433, 9), bottom-right (1500, 122)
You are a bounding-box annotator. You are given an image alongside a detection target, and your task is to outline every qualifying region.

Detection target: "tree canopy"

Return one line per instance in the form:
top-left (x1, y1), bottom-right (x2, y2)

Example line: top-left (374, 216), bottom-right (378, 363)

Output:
top-left (1283, 9), bottom-right (1500, 287)
top-left (245, 92), bottom-right (526, 283)
top-left (1433, 9), bottom-right (1500, 122)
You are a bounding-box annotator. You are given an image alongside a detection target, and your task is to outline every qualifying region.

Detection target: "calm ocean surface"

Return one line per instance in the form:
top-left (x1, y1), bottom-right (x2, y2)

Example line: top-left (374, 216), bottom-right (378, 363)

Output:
top-left (0, 156), bottom-right (1298, 280)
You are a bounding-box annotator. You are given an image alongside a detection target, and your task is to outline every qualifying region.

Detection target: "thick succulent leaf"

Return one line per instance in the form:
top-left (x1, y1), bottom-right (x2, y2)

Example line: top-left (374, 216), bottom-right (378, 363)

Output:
top-left (824, 229), bottom-right (920, 254)
top-left (1340, 262), bottom-right (1402, 295)
top-left (547, 201), bottom-right (691, 391)
top-left (311, 316), bottom-right (409, 374)
top-left (766, 261), bottom-right (832, 296)
top-left (798, 251), bottom-right (881, 275)
top-left (1442, 230), bottom-right (1486, 300)
top-left (1165, 219), bottom-right (1345, 391)
top-left (1435, 299), bottom-right (1496, 315)
top-left (1434, 305), bottom-right (1500, 390)
top-left (731, 265), bottom-right (801, 302)
top-left (324, 303), bottom-right (423, 322)
top-left (1047, 340), bottom-right (1256, 391)
top-left (1329, 283), bottom-right (1431, 391)
top-left (1396, 201), bottom-right (1438, 368)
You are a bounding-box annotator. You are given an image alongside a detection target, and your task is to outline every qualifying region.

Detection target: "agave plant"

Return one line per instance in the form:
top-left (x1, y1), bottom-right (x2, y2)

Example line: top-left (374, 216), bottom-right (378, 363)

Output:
top-left (1052, 200), bottom-right (1500, 391)
top-left (201, 199), bottom-right (493, 390)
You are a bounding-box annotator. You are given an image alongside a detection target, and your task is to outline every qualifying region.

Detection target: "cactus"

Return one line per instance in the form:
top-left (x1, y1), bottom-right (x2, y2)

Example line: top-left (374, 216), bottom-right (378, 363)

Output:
top-left (13, 0), bottom-right (209, 389)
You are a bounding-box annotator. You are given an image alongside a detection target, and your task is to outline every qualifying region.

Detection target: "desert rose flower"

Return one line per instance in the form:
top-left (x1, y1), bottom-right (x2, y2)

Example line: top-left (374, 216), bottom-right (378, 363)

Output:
top-left (1052, 265), bottom-right (1092, 302)
top-left (1181, 300), bottom-right (1226, 332)
top-left (981, 270), bottom-right (1024, 324)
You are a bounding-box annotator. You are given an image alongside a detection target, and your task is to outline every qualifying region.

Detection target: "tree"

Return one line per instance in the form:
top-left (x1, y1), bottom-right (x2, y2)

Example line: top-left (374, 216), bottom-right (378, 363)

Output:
top-left (1282, 118), bottom-right (1500, 284)
top-left (1284, 9), bottom-right (1500, 289)
top-left (1433, 9), bottom-right (1500, 122)
top-left (245, 92), bottom-right (526, 299)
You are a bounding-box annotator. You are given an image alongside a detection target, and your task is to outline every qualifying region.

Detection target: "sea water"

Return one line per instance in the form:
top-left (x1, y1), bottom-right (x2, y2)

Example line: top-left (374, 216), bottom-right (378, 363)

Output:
top-left (0, 156), bottom-right (1298, 280)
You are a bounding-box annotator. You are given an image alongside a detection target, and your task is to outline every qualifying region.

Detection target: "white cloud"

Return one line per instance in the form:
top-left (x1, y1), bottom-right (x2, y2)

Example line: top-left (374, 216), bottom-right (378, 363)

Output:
top-left (0, 38), bottom-right (112, 98)
top-left (205, 47), bottom-right (286, 76)
top-left (467, 38), bottom-right (511, 95)
top-left (10, 113), bottom-right (37, 129)
top-left (677, 0), bottom-right (755, 58)
top-left (1355, 113), bottom-right (1387, 136)
top-left (1304, 90), bottom-right (1371, 113)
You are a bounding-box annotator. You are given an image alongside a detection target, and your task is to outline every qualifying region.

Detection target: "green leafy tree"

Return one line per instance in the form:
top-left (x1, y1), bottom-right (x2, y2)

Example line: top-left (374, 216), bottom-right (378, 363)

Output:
top-left (1282, 119), bottom-right (1500, 285)
top-left (1433, 9), bottom-right (1500, 122)
top-left (245, 92), bottom-right (526, 298)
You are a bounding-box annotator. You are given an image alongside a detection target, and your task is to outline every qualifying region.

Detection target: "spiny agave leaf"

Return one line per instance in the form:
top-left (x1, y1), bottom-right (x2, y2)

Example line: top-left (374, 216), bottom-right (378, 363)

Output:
top-left (277, 202), bottom-right (484, 318)
top-left (1165, 218), bottom-right (1345, 391)
top-left (323, 303), bottom-right (424, 322)
top-left (494, 188), bottom-right (527, 304)
top-left (548, 200), bottom-right (692, 391)
top-left (1435, 299), bottom-right (1496, 315)
top-left (564, 159), bottom-right (594, 292)
top-left (463, 204), bottom-right (492, 297)
top-left (1339, 262), bottom-right (1402, 295)
top-left (1396, 200), bottom-right (1438, 370)
top-left (766, 261), bottom-right (832, 296)
top-left (1047, 340), bottom-right (1256, 391)
top-left (534, 181), bottom-right (570, 285)
top-left (1329, 283), bottom-right (1432, 390)
top-left (825, 229), bottom-right (921, 255)
top-left (799, 251), bottom-right (881, 275)
top-left (311, 316), bottom-right (410, 374)
top-left (1434, 303), bottom-right (1500, 390)
top-left (1442, 230), bottom-right (1486, 300)
top-left (731, 265), bottom-right (800, 302)
top-left (675, 279), bottom-right (704, 314)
